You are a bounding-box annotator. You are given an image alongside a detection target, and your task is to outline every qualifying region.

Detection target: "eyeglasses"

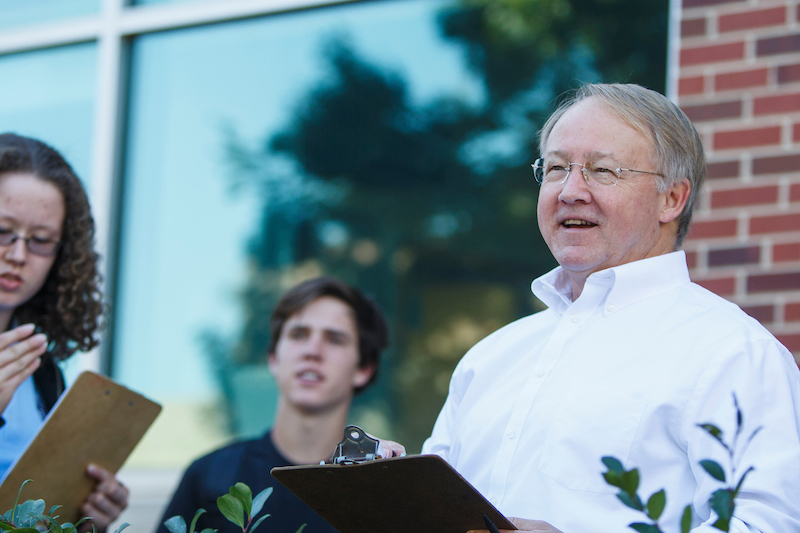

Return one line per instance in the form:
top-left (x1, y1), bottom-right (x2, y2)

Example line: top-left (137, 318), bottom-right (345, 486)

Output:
top-left (0, 228), bottom-right (60, 256)
top-left (532, 158), bottom-right (663, 187)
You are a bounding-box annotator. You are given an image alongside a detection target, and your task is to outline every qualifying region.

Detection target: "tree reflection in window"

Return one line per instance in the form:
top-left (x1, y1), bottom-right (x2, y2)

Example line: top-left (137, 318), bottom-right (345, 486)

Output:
top-left (211, 0), bottom-right (668, 451)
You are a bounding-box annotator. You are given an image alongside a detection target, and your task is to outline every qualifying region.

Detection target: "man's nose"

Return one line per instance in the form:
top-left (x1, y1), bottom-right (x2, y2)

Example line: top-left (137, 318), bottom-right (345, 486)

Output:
top-left (303, 334), bottom-right (324, 359)
top-left (558, 164), bottom-right (592, 202)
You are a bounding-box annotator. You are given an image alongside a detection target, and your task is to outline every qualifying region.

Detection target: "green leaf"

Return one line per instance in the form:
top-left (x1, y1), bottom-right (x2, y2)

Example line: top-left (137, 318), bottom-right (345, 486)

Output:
top-left (646, 490), bottom-right (666, 521)
top-left (229, 483), bottom-right (253, 517)
top-left (189, 508), bottom-right (207, 533)
top-left (697, 424), bottom-right (731, 453)
top-left (602, 456), bottom-right (624, 473)
top-left (629, 523), bottom-right (663, 533)
top-left (217, 494), bottom-right (246, 528)
top-left (710, 488), bottom-right (733, 521)
top-left (620, 468), bottom-right (640, 495)
top-left (251, 487), bottom-right (272, 519)
top-left (680, 505), bottom-right (693, 533)
top-left (249, 513), bottom-right (271, 533)
top-left (199, 529), bottom-right (217, 533)
top-left (16, 500), bottom-right (45, 528)
top-left (164, 515), bottom-right (188, 533)
top-left (712, 517), bottom-right (731, 531)
top-left (11, 480), bottom-right (33, 520)
top-left (111, 523), bottom-right (130, 533)
top-left (733, 394), bottom-right (743, 438)
top-left (294, 524), bottom-right (307, 533)
top-left (617, 490), bottom-right (644, 512)
top-left (733, 466), bottom-right (755, 497)
top-left (603, 470), bottom-right (624, 489)
top-left (699, 460), bottom-right (726, 482)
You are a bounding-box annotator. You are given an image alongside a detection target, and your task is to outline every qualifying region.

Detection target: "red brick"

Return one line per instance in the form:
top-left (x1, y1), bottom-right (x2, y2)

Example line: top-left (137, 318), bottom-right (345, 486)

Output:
top-left (682, 18), bottom-right (707, 37)
top-left (679, 76), bottom-right (705, 95)
top-left (753, 154), bottom-right (800, 175)
top-left (711, 185), bottom-right (779, 208)
top-left (694, 276), bottom-right (736, 296)
top-left (777, 63), bottom-right (800, 83)
top-left (792, 183), bottom-right (800, 201)
top-left (747, 271), bottom-right (800, 292)
top-left (683, 100), bottom-right (742, 122)
top-left (795, 123), bottom-right (800, 142)
top-left (786, 302), bottom-right (800, 321)
top-left (707, 160), bottom-right (741, 179)
top-left (708, 245), bottom-right (760, 266)
top-left (686, 251), bottom-right (698, 269)
top-left (751, 214), bottom-right (800, 234)
top-left (774, 243), bottom-right (800, 262)
top-left (686, 218), bottom-right (738, 239)
top-left (776, 333), bottom-right (800, 352)
top-left (683, 0), bottom-right (745, 6)
top-left (715, 68), bottom-right (769, 91)
top-left (754, 93), bottom-right (800, 115)
top-left (719, 7), bottom-right (786, 32)
top-left (681, 42), bottom-right (746, 66)
top-left (714, 126), bottom-right (781, 150)
top-left (757, 33), bottom-right (800, 57)
top-left (741, 304), bottom-right (774, 323)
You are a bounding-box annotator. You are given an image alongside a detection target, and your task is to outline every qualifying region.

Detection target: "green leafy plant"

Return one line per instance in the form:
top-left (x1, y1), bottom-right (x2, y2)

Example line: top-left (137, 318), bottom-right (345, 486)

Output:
top-left (164, 482), bottom-right (306, 533)
top-left (602, 395), bottom-right (761, 533)
top-left (0, 480), bottom-right (129, 533)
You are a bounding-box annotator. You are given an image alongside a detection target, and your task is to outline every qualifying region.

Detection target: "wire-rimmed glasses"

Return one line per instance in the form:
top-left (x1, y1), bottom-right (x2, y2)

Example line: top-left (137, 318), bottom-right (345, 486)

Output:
top-left (0, 228), bottom-right (60, 256)
top-left (532, 158), bottom-right (662, 187)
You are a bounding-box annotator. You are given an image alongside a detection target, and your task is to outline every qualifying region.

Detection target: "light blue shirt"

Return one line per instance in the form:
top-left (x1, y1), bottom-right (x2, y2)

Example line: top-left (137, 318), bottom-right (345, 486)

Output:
top-left (0, 376), bottom-right (45, 480)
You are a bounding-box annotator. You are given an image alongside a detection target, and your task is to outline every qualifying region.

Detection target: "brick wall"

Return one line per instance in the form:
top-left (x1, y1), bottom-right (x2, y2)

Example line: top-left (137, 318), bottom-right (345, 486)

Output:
top-left (678, 0), bottom-right (800, 363)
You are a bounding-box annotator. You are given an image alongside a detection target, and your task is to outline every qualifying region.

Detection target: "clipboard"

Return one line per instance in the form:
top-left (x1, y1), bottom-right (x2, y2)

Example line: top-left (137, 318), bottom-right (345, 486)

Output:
top-left (271, 454), bottom-right (516, 533)
top-left (0, 371), bottom-right (161, 522)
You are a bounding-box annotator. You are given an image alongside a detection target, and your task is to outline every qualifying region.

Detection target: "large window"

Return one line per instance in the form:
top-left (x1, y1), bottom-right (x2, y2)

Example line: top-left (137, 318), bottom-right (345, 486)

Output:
top-left (0, 0), bottom-right (670, 466)
top-left (116, 0), bottom-right (669, 457)
top-left (0, 44), bottom-right (96, 188)
top-left (0, 0), bottom-right (99, 31)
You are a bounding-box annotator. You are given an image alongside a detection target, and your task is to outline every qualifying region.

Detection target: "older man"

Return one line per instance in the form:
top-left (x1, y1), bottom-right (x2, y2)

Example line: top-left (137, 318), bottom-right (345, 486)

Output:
top-left (421, 84), bottom-right (800, 532)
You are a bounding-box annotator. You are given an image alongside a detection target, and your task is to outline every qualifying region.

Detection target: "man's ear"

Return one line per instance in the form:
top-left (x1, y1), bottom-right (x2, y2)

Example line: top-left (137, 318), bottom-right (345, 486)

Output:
top-left (660, 178), bottom-right (691, 224)
top-left (352, 363), bottom-right (375, 389)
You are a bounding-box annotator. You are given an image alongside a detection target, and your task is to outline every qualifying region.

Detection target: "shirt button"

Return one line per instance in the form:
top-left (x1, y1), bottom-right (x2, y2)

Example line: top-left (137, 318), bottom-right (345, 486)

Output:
top-left (571, 315), bottom-right (580, 323)
top-left (490, 497), bottom-right (498, 506)
top-left (506, 429), bottom-right (516, 440)
top-left (535, 368), bottom-right (545, 377)
top-left (607, 304), bottom-right (615, 312)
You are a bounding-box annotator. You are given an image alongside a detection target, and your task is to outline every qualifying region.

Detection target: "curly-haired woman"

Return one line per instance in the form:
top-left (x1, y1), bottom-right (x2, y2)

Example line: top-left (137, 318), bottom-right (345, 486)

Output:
top-left (0, 133), bottom-right (127, 532)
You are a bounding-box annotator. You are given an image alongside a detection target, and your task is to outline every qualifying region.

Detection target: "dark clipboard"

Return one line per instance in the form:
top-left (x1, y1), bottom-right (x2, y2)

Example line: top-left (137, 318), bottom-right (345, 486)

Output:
top-left (271, 454), bottom-right (516, 533)
top-left (0, 371), bottom-right (162, 523)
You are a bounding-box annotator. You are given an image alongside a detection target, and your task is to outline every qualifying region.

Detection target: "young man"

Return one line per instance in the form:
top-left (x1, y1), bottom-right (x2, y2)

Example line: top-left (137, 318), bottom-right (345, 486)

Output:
top-left (417, 84), bottom-right (800, 532)
top-left (156, 277), bottom-right (388, 533)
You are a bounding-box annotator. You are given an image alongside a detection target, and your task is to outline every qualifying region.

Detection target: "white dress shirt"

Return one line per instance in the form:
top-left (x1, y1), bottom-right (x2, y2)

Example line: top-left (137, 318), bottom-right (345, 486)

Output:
top-left (422, 251), bottom-right (800, 533)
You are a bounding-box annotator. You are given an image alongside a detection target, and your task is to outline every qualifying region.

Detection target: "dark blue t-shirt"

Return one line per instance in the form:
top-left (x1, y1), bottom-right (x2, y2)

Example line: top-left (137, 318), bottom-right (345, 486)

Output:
top-left (155, 430), bottom-right (337, 533)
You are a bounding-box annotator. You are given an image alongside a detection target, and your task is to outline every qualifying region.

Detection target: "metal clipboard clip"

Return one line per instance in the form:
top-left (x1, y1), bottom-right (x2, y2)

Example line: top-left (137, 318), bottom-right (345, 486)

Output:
top-left (326, 425), bottom-right (384, 465)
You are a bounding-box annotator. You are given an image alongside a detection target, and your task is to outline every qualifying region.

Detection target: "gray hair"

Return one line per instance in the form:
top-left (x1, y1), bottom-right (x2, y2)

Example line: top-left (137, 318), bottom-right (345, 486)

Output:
top-left (538, 83), bottom-right (705, 247)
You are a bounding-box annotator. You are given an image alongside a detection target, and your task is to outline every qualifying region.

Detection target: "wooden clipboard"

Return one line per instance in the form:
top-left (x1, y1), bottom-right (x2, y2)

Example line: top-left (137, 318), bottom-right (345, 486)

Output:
top-left (0, 371), bottom-right (161, 522)
top-left (271, 454), bottom-right (516, 533)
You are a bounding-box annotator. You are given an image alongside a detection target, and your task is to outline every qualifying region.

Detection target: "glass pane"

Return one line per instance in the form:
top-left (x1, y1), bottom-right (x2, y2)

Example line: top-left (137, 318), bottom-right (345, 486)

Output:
top-left (0, 0), bottom-right (99, 31)
top-left (117, 0), bottom-right (668, 464)
top-left (0, 43), bottom-right (96, 190)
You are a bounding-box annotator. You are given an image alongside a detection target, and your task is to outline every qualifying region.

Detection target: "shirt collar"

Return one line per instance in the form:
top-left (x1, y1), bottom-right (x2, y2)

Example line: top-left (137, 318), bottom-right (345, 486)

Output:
top-left (532, 251), bottom-right (691, 316)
